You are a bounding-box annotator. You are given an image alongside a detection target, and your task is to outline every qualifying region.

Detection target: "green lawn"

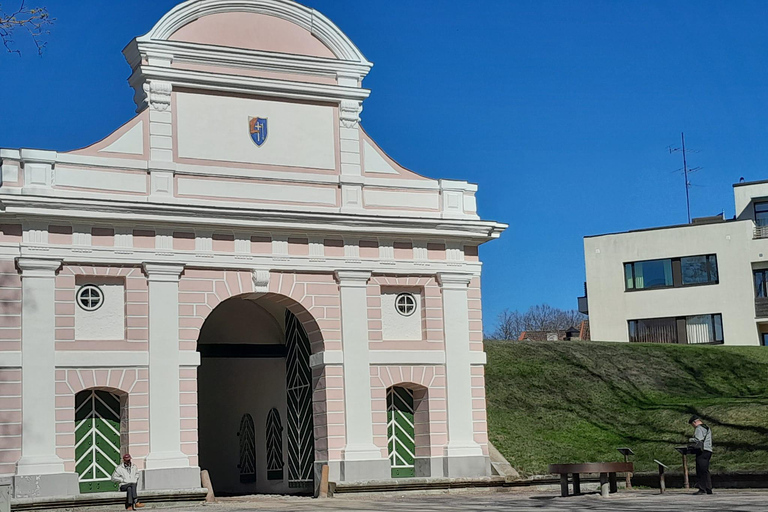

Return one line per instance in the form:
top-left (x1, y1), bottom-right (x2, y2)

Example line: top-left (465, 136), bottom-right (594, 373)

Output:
top-left (485, 340), bottom-right (768, 476)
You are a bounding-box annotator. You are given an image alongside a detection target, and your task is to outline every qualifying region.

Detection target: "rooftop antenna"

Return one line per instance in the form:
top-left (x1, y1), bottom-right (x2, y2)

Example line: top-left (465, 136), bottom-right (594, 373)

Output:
top-left (668, 132), bottom-right (702, 224)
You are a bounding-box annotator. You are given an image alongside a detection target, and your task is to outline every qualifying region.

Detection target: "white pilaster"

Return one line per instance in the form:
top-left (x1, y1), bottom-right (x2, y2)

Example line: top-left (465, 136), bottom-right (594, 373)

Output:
top-left (16, 258), bottom-right (65, 475)
top-left (437, 272), bottom-right (484, 458)
top-left (335, 270), bottom-right (380, 461)
top-left (143, 262), bottom-right (189, 470)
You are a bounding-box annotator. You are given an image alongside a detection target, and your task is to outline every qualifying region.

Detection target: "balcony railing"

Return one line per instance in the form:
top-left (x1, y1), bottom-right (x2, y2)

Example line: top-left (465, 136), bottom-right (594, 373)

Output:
top-left (755, 224), bottom-right (768, 239)
top-left (756, 298), bottom-right (768, 318)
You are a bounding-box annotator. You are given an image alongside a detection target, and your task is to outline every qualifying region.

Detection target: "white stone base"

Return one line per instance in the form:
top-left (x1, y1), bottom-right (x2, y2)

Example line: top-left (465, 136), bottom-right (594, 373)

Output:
top-left (13, 472), bottom-right (79, 498)
top-left (142, 466), bottom-right (201, 491)
top-left (339, 459), bottom-right (392, 482)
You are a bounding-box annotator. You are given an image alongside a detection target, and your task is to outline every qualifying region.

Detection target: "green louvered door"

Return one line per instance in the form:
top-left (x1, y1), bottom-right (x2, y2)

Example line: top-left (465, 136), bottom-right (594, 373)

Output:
top-left (75, 390), bottom-right (121, 493)
top-left (285, 310), bottom-right (314, 488)
top-left (387, 386), bottom-right (415, 478)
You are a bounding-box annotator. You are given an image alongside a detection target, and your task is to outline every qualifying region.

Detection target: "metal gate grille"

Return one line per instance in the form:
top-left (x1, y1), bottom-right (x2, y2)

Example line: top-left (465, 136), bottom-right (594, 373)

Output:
top-left (75, 390), bottom-right (121, 493)
top-left (239, 413), bottom-right (256, 483)
top-left (285, 310), bottom-right (314, 488)
top-left (387, 386), bottom-right (415, 478)
top-left (266, 408), bottom-right (284, 480)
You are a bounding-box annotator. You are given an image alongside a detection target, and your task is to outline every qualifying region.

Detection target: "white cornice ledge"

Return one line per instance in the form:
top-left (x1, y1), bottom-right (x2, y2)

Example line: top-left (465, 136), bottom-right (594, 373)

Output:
top-left (16, 257), bottom-right (62, 276)
top-left (143, 262), bottom-right (185, 282)
top-left (334, 269), bottom-right (371, 287)
top-left (437, 272), bottom-right (473, 289)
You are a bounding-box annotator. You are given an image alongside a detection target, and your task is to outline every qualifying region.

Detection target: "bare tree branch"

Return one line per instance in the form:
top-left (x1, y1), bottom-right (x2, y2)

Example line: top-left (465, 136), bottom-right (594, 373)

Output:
top-left (486, 304), bottom-right (587, 341)
top-left (0, 1), bottom-right (54, 56)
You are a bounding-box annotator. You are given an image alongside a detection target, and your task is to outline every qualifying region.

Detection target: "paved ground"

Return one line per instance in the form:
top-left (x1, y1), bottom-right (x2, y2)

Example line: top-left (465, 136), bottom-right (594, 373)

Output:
top-left (147, 488), bottom-right (768, 512)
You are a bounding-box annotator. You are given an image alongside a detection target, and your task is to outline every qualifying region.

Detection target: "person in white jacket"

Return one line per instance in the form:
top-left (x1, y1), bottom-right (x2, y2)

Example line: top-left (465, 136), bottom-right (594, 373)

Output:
top-left (111, 453), bottom-right (144, 510)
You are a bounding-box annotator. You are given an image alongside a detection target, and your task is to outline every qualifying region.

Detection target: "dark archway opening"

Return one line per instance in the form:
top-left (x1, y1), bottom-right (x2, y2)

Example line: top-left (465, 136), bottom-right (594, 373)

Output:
top-left (197, 296), bottom-right (314, 495)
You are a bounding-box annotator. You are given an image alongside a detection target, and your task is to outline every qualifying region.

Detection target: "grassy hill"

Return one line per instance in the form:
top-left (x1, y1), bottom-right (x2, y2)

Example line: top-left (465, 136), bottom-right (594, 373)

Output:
top-left (485, 340), bottom-right (768, 476)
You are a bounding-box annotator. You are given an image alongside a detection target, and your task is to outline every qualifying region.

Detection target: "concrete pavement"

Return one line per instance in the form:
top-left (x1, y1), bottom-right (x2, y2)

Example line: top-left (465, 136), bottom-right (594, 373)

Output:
top-left (145, 488), bottom-right (768, 512)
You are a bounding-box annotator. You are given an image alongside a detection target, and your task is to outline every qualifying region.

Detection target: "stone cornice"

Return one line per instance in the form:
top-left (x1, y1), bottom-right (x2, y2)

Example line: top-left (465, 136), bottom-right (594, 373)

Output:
top-left (16, 257), bottom-right (62, 276)
top-left (142, 262), bottom-right (185, 282)
top-left (335, 270), bottom-right (371, 287)
top-left (125, 40), bottom-right (372, 80)
top-left (128, 64), bottom-right (371, 107)
top-left (0, 195), bottom-right (507, 242)
top-left (437, 272), bottom-right (474, 289)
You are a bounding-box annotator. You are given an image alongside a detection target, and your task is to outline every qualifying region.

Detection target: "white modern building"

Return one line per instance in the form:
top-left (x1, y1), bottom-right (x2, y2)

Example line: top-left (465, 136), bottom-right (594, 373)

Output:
top-left (583, 179), bottom-right (768, 346)
top-left (0, 0), bottom-right (506, 499)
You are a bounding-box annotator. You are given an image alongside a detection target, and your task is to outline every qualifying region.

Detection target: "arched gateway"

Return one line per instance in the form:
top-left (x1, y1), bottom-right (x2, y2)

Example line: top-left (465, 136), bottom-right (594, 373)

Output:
top-left (0, 0), bottom-right (505, 499)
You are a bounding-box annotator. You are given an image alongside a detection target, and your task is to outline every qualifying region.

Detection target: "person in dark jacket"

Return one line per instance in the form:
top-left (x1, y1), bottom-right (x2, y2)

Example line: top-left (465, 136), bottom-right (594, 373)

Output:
top-left (689, 415), bottom-right (713, 495)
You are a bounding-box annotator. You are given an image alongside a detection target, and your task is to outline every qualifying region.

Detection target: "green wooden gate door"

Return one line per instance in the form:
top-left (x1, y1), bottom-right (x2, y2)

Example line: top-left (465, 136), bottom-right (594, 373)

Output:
top-left (75, 390), bottom-right (121, 493)
top-left (387, 386), bottom-right (415, 478)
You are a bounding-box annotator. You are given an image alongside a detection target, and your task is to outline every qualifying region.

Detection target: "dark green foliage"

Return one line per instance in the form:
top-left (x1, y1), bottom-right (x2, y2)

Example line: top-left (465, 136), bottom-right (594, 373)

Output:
top-left (485, 340), bottom-right (768, 476)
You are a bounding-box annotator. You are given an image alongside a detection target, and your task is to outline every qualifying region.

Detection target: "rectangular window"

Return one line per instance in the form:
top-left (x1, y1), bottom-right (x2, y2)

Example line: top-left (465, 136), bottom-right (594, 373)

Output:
top-left (629, 313), bottom-right (723, 344)
top-left (625, 254), bottom-right (718, 291)
top-left (755, 269), bottom-right (768, 298)
top-left (755, 201), bottom-right (768, 227)
top-left (681, 255), bottom-right (718, 285)
top-left (628, 317), bottom-right (677, 343)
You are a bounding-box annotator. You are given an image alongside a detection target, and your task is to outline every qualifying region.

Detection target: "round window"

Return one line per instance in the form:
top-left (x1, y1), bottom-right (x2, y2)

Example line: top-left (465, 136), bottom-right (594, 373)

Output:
top-left (77, 285), bottom-right (104, 311)
top-left (395, 292), bottom-right (417, 317)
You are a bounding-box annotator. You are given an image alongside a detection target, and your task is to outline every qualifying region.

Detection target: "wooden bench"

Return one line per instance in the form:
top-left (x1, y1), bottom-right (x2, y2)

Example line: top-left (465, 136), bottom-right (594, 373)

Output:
top-left (548, 462), bottom-right (634, 497)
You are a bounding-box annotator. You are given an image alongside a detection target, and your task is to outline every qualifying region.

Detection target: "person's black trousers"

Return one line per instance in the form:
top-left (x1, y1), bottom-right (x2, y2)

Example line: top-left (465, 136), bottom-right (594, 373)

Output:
top-left (695, 450), bottom-right (713, 493)
top-left (120, 483), bottom-right (138, 509)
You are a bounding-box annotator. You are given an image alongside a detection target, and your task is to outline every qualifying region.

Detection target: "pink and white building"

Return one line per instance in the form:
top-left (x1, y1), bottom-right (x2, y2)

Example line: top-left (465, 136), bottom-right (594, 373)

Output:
top-left (0, 0), bottom-right (506, 498)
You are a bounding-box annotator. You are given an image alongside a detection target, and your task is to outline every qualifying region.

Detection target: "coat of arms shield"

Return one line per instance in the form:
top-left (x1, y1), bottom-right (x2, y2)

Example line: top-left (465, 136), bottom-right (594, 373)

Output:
top-left (249, 117), bottom-right (268, 147)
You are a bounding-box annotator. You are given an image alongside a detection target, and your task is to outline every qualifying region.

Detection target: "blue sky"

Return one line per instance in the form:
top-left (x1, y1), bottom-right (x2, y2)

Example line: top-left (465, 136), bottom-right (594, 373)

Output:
top-left (2, 1), bottom-right (767, 332)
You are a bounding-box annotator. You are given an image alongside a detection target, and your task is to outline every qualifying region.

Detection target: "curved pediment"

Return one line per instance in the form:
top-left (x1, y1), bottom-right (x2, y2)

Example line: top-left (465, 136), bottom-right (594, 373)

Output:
top-left (137, 0), bottom-right (369, 63)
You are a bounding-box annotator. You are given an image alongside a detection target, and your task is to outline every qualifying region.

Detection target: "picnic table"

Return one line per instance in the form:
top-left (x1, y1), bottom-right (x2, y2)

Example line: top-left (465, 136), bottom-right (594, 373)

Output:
top-left (548, 462), bottom-right (634, 497)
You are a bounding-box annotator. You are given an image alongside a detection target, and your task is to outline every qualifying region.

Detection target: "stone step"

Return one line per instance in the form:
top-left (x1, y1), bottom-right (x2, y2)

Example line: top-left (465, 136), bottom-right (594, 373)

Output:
top-left (11, 488), bottom-right (208, 512)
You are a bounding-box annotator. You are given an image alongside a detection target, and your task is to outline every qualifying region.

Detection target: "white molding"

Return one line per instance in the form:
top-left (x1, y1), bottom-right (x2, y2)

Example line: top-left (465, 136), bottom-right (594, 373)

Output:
top-left (55, 351), bottom-right (149, 368)
top-left (368, 350), bottom-right (446, 365)
top-left (179, 350), bottom-right (201, 367)
top-left (0, 195), bottom-right (507, 241)
top-left (130, 64), bottom-right (370, 105)
top-left (0, 352), bottom-right (21, 367)
top-left (468, 352), bottom-right (487, 365)
top-left (309, 350), bottom-right (344, 369)
top-left (335, 269), bottom-right (370, 287)
top-left (16, 243), bottom-right (483, 276)
top-left (143, 262), bottom-right (185, 281)
top-left (16, 257), bottom-right (62, 277)
top-left (437, 272), bottom-right (474, 289)
top-left (252, 268), bottom-right (270, 292)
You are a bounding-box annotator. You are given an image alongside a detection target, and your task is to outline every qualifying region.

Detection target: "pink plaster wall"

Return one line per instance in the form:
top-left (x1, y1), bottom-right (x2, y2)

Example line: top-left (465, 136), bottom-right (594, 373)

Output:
top-left (0, 260), bottom-right (21, 352)
top-left (49, 225), bottom-right (73, 245)
top-left (0, 369), bottom-right (21, 474)
top-left (212, 233), bottom-right (235, 253)
top-left (465, 245), bottom-right (479, 261)
top-left (0, 225), bottom-right (21, 244)
top-left (323, 239), bottom-right (344, 258)
top-left (133, 230), bottom-right (155, 249)
top-left (91, 228), bottom-right (115, 247)
top-left (173, 232), bottom-right (195, 251)
top-left (168, 12), bottom-right (336, 59)
top-left (359, 240), bottom-right (379, 259)
top-left (393, 241), bottom-right (413, 260)
top-left (251, 235), bottom-right (271, 254)
top-left (468, 277), bottom-right (484, 352)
